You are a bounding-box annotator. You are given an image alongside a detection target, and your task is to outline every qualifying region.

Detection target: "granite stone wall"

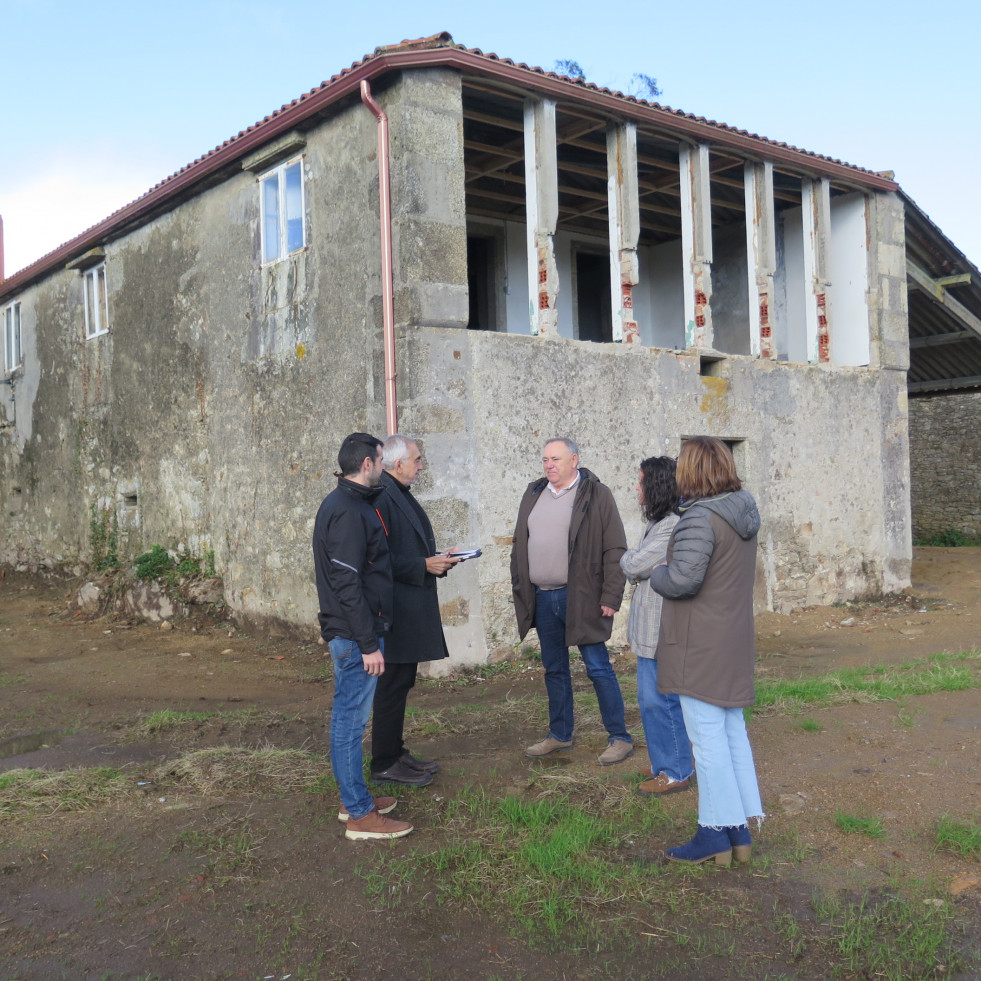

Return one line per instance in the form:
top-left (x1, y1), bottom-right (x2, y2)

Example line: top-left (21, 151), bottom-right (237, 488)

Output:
top-left (908, 392), bottom-right (981, 540)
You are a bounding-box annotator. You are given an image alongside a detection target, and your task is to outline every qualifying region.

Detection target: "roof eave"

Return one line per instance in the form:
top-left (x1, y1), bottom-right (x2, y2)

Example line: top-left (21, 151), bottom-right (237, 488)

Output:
top-left (0, 45), bottom-right (899, 301)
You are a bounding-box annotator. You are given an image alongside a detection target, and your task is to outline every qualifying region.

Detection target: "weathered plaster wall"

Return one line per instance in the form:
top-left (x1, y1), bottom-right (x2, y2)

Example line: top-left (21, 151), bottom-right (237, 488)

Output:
top-left (0, 68), bottom-right (467, 640)
top-left (398, 326), bottom-right (912, 662)
top-left (908, 392), bottom-right (981, 539)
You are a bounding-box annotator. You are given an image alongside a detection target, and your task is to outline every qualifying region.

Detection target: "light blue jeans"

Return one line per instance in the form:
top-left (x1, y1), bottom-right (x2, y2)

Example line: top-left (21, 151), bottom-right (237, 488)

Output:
top-left (329, 637), bottom-right (381, 821)
top-left (679, 694), bottom-right (763, 828)
top-left (637, 657), bottom-right (693, 782)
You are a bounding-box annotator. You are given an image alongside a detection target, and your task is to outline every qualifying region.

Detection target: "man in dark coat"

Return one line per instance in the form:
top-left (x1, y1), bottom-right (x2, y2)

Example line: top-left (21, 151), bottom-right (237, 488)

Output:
top-left (510, 437), bottom-right (633, 765)
top-left (312, 432), bottom-right (412, 840)
top-left (370, 434), bottom-right (460, 786)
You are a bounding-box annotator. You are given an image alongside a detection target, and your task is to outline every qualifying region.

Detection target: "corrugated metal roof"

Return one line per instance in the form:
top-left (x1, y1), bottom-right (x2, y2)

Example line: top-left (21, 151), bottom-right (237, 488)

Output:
top-left (904, 193), bottom-right (981, 395)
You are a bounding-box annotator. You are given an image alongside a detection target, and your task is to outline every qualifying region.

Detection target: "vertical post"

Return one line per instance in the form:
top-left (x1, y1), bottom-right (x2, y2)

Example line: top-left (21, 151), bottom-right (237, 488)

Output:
top-left (744, 161), bottom-right (777, 359)
top-left (679, 143), bottom-right (714, 349)
top-left (523, 99), bottom-right (559, 336)
top-left (607, 122), bottom-right (640, 343)
top-left (802, 177), bottom-right (832, 363)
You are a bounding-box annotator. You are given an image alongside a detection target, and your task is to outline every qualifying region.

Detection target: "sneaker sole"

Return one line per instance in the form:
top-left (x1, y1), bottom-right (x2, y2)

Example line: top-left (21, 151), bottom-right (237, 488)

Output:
top-left (370, 774), bottom-right (434, 787)
top-left (345, 825), bottom-right (413, 841)
top-left (524, 744), bottom-right (573, 758)
top-left (337, 800), bottom-right (397, 823)
top-left (636, 781), bottom-right (690, 797)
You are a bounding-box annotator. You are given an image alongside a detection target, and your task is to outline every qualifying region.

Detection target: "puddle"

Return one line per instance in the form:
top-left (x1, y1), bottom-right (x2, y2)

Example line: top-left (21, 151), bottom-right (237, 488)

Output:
top-left (0, 729), bottom-right (66, 759)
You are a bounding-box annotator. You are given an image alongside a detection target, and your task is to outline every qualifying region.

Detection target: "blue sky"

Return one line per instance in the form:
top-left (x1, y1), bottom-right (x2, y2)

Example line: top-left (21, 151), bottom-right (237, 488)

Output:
top-left (2, 0), bottom-right (979, 275)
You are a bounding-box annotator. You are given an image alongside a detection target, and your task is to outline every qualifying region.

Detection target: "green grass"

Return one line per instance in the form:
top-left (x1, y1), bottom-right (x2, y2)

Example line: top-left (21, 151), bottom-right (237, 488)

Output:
top-left (835, 810), bottom-right (886, 839)
top-left (813, 886), bottom-right (965, 981)
top-left (360, 784), bottom-right (687, 946)
top-left (795, 717), bottom-right (823, 732)
top-left (934, 815), bottom-right (981, 858)
top-left (914, 528), bottom-right (981, 547)
top-left (755, 648), bottom-right (981, 714)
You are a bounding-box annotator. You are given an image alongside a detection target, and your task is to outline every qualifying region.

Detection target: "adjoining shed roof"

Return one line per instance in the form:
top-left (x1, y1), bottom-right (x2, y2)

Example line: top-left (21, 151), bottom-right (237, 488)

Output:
top-left (0, 31), bottom-right (898, 302)
top-left (904, 193), bottom-right (981, 394)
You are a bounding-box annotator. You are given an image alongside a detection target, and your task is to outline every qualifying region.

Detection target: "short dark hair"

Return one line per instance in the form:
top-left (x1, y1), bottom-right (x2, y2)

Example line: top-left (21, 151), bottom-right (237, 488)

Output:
top-left (676, 436), bottom-right (741, 500)
top-left (638, 456), bottom-right (679, 523)
top-left (337, 432), bottom-right (382, 476)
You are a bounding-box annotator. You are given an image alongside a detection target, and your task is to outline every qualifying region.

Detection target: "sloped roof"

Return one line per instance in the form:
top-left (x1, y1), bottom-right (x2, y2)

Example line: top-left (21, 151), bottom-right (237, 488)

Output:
top-left (904, 193), bottom-right (981, 394)
top-left (0, 32), bottom-right (898, 301)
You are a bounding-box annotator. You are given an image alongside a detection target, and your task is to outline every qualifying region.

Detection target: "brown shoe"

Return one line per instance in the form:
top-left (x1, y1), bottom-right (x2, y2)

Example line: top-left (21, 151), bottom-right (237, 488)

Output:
top-left (525, 736), bottom-right (574, 758)
top-left (344, 807), bottom-right (413, 840)
top-left (597, 739), bottom-right (634, 766)
top-left (337, 796), bottom-right (397, 823)
top-left (637, 773), bottom-right (691, 796)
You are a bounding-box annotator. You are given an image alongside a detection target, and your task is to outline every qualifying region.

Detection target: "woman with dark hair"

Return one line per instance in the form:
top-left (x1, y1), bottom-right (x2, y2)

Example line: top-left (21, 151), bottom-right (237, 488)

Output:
top-left (620, 457), bottom-right (693, 796)
top-left (651, 436), bottom-right (763, 865)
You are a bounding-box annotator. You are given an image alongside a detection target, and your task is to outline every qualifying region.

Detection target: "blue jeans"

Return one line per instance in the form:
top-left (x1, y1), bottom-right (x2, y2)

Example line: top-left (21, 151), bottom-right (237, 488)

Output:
top-left (637, 656), bottom-right (693, 782)
top-left (329, 637), bottom-right (381, 821)
top-left (679, 695), bottom-right (763, 828)
top-left (535, 586), bottom-right (631, 745)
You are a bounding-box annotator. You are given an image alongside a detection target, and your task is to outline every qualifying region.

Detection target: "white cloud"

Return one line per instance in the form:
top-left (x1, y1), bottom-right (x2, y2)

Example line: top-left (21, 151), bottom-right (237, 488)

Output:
top-left (1, 166), bottom-right (157, 277)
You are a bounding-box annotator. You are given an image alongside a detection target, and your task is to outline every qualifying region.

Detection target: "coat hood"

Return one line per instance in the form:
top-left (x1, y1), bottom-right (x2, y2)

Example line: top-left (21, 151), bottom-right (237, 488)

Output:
top-left (680, 490), bottom-right (760, 540)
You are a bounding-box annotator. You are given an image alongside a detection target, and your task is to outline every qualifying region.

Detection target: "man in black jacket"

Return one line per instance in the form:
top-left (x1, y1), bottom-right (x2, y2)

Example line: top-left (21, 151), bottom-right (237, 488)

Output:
top-left (313, 432), bottom-right (412, 840)
top-left (370, 434), bottom-right (460, 786)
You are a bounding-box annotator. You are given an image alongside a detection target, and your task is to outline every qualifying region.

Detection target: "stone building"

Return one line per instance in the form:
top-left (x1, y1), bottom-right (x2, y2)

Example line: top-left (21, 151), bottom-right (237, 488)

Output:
top-left (0, 33), bottom-right (923, 666)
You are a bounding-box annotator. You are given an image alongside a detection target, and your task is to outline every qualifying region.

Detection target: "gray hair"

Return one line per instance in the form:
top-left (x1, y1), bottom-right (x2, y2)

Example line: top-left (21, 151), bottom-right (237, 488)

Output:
top-left (381, 433), bottom-right (417, 470)
top-left (544, 437), bottom-right (580, 457)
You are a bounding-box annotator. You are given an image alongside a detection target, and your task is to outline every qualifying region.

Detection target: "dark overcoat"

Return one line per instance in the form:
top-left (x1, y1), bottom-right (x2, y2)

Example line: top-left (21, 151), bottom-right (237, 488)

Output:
top-left (510, 468), bottom-right (627, 646)
top-left (374, 470), bottom-right (449, 664)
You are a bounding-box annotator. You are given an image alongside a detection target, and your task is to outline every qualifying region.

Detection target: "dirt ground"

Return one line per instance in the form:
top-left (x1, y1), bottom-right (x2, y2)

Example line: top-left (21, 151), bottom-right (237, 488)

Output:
top-left (1, 548), bottom-right (980, 981)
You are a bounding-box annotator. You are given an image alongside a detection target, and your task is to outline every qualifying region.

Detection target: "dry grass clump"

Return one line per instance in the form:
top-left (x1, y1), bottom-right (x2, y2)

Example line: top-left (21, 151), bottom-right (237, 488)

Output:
top-left (0, 766), bottom-right (129, 819)
top-left (151, 746), bottom-right (327, 795)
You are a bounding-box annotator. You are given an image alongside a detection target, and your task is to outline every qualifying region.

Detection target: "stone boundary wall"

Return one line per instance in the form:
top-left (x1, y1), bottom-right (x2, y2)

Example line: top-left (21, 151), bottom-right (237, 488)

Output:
top-left (909, 391), bottom-right (981, 540)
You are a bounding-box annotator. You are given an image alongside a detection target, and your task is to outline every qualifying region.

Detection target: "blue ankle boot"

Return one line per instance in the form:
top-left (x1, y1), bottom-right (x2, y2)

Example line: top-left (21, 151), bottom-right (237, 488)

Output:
top-left (728, 824), bottom-right (752, 863)
top-left (665, 826), bottom-right (732, 866)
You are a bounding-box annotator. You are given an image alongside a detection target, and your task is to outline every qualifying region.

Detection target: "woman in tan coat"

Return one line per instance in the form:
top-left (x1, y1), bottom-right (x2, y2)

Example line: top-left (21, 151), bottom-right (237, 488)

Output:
top-left (650, 437), bottom-right (764, 865)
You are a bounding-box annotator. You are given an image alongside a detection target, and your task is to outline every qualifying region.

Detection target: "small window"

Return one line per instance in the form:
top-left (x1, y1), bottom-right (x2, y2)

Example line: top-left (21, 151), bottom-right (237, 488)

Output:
top-left (260, 157), bottom-right (305, 263)
top-left (83, 264), bottom-right (110, 339)
top-left (3, 300), bottom-right (21, 371)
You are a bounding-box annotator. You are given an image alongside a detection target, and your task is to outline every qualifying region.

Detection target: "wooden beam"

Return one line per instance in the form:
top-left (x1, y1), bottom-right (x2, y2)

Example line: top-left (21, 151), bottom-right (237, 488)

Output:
top-left (907, 261), bottom-right (981, 339)
top-left (909, 330), bottom-right (977, 349)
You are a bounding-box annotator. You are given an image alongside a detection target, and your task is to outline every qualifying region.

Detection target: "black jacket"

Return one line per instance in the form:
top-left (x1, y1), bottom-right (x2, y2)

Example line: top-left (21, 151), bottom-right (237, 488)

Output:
top-left (374, 470), bottom-right (449, 664)
top-left (312, 477), bottom-right (392, 654)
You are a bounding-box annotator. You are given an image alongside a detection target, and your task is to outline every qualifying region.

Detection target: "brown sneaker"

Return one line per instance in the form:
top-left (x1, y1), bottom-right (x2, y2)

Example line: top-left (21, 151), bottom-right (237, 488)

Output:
top-left (525, 736), bottom-right (574, 758)
top-left (597, 739), bottom-right (634, 766)
top-left (637, 773), bottom-right (691, 796)
top-left (337, 796), bottom-right (397, 823)
top-left (344, 807), bottom-right (413, 841)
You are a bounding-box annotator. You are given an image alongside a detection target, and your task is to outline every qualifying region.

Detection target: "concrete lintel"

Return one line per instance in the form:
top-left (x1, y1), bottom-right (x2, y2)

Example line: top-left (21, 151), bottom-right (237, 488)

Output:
top-left (524, 98), bottom-right (559, 336)
top-left (607, 123), bottom-right (640, 343)
top-left (241, 131), bottom-right (307, 173)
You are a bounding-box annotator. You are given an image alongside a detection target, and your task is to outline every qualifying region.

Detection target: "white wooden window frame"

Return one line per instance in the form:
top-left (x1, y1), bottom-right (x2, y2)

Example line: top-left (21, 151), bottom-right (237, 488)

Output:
top-left (83, 263), bottom-right (110, 339)
top-left (259, 156), bottom-right (306, 265)
top-left (3, 300), bottom-right (22, 371)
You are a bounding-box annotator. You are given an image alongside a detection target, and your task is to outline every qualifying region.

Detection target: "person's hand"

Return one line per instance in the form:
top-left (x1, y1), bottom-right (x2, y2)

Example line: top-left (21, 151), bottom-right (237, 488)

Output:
top-left (600, 605), bottom-right (616, 618)
top-left (426, 551), bottom-right (461, 575)
top-left (362, 649), bottom-right (385, 676)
